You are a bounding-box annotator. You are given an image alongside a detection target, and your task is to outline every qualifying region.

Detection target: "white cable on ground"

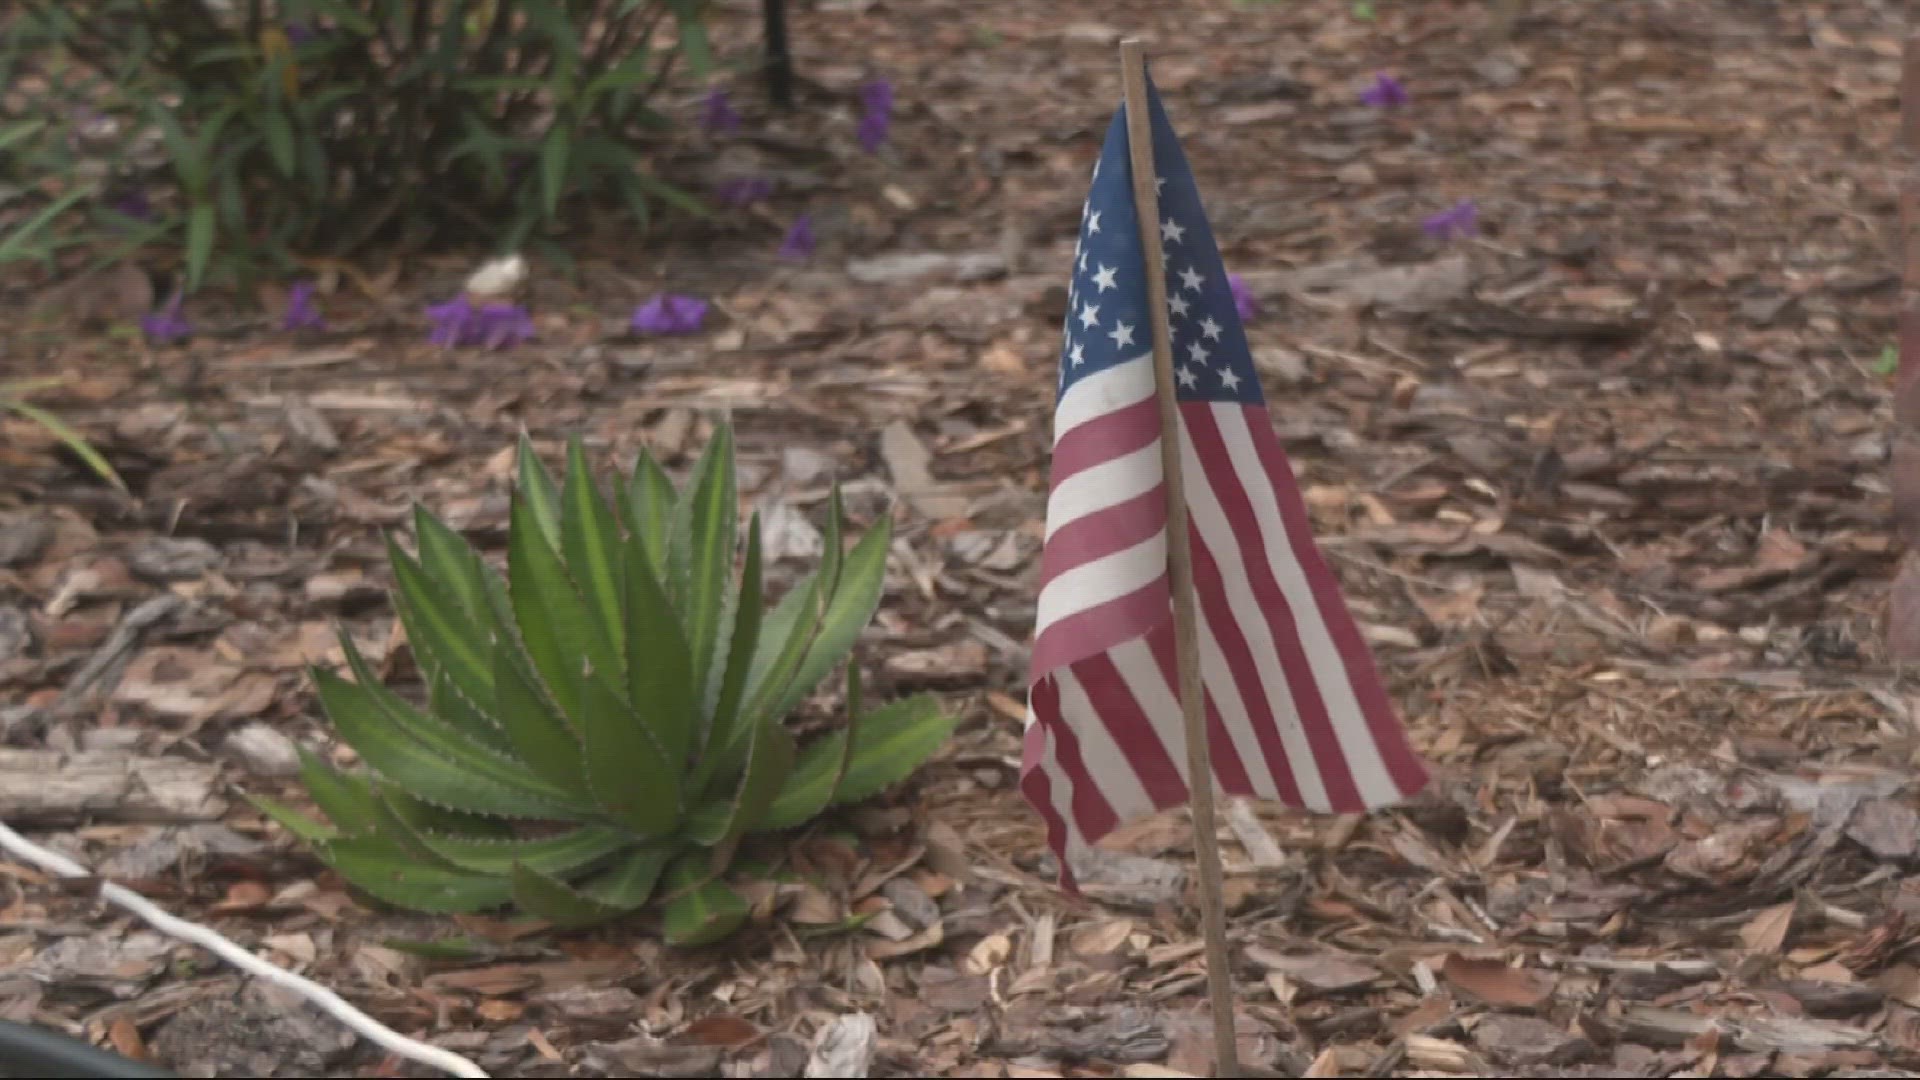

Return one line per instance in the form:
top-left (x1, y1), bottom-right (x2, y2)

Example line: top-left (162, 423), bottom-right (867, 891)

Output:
top-left (0, 819), bottom-right (489, 1079)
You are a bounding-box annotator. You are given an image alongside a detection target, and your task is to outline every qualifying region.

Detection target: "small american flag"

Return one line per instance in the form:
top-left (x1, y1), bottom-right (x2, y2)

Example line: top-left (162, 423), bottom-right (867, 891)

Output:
top-left (1024, 77), bottom-right (1430, 889)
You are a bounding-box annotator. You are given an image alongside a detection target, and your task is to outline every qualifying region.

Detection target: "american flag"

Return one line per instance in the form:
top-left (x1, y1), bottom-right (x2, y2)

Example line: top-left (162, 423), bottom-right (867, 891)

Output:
top-left (1023, 77), bottom-right (1430, 889)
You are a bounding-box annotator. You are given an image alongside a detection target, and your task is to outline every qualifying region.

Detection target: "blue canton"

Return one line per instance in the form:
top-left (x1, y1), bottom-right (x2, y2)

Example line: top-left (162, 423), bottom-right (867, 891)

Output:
top-left (1059, 77), bottom-right (1263, 409)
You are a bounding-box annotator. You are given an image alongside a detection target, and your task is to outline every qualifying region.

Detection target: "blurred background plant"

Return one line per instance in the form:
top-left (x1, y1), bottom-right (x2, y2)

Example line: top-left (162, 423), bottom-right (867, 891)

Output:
top-left (0, 0), bottom-right (719, 292)
top-left (0, 378), bottom-right (129, 495)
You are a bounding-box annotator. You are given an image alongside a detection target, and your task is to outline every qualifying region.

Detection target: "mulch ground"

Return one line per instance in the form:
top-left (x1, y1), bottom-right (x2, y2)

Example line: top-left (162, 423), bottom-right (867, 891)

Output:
top-left (4, 0), bottom-right (1920, 1076)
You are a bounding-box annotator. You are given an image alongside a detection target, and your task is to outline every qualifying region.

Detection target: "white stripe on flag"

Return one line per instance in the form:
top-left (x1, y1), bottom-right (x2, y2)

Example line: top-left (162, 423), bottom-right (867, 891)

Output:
top-left (1177, 413), bottom-right (1332, 812)
top-left (1054, 355), bottom-right (1155, 439)
top-left (1035, 532), bottom-right (1167, 632)
top-left (1055, 664), bottom-right (1156, 822)
top-left (1212, 404), bottom-right (1403, 807)
top-left (1106, 636), bottom-right (1193, 795)
top-left (1044, 441), bottom-right (1162, 542)
top-left (1198, 617), bottom-right (1284, 802)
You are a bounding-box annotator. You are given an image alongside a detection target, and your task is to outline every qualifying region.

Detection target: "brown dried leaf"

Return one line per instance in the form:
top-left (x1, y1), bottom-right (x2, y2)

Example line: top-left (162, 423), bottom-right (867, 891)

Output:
top-left (1245, 945), bottom-right (1381, 992)
top-left (679, 1015), bottom-right (762, 1047)
top-left (1439, 955), bottom-right (1555, 1008)
top-left (1739, 902), bottom-right (1796, 954)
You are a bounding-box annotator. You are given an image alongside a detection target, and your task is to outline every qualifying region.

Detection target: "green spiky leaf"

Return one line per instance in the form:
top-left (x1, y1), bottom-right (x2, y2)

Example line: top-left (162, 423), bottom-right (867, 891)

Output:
top-left (761, 692), bottom-right (951, 830)
top-left (756, 664), bottom-right (863, 832)
top-left (670, 423), bottom-right (737, 709)
top-left (508, 493), bottom-right (614, 725)
top-left (579, 845), bottom-right (671, 910)
top-left (325, 835), bottom-right (512, 913)
top-left (829, 692), bottom-right (953, 805)
top-left (248, 794), bottom-right (335, 843)
top-left (581, 668), bottom-right (681, 836)
top-left (685, 710), bottom-right (796, 846)
top-left (389, 540), bottom-right (507, 748)
top-left (510, 863), bottom-right (625, 927)
top-left (624, 446), bottom-right (677, 575)
top-left (660, 861), bottom-right (749, 947)
top-left (315, 641), bottom-right (573, 818)
top-left (295, 748), bottom-right (383, 834)
top-left (418, 826), bottom-right (628, 876)
top-left (516, 434), bottom-right (564, 553)
top-left (411, 507), bottom-right (497, 624)
top-left (623, 531), bottom-right (696, 767)
top-left (743, 497), bottom-right (891, 732)
top-left (492, 638), bottom-right (587, 793)
top-left (699, 513), bottom-right (763, 782)
top-left (561, 438), bottom-right (628, 664)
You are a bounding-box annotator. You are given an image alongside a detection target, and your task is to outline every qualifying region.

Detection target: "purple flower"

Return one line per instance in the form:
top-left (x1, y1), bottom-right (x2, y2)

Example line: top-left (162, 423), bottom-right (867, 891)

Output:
top-left (701, 88), bottom-right (741, 136)
top-left (474, 302), bottom-right (536, 349)
top-left (778, 214), bottom-right (815, 261)
top-left (857, 78), bottom-right (893, 153)
top-left (109, 188), bottom-right (152, 222)
top-left (285, 21), bottom-right (317, 46)
top-left (281, 281), bottom-right (325, 331)
top-left (425, 295), bottom-right (535, 349)
top-left (631, 294), bottom-right (709, 335)
top-left (1359, 73), bottom-right (1409, 109)
top-left (1421, 199), bottom-right (1479, 241)
top-left (1228, 274), bottom-right (1257, 322)
top-left (716, 176), bottom-right (774, 208)
top-left (140, 293), bottom-right (191, 345)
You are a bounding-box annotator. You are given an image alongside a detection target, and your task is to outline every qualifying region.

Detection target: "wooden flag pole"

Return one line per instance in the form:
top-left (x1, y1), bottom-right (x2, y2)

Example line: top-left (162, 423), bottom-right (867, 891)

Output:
top-left (1117, 38), bottom-right (1243, 1078)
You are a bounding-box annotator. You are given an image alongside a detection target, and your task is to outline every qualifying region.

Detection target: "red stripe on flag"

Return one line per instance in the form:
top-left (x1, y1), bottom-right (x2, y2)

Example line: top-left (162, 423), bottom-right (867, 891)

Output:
top-left (1143, 616), bottom-right (1265, 800)
top-left (1038, 487), bottom-right (1167, 586)
top-left (1028, 674), bottom-right (1120, 841)
top-left (1244, 410), bottom-right (1430, 796)
top-left (1031, 574), bottom-right (1169, 676)
top-left (1074, 649), bottom-right (1187, 807)
top-left (1021, 683), bottom-right (1080, 892)
top-left (1182, 404), bottom-right (1363, 810)
top-left (1049, 397), bottom-right (1160, 488)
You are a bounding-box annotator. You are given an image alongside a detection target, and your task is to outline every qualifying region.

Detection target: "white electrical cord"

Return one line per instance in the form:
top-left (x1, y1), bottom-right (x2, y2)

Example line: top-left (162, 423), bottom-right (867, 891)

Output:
top-left (0, 819), bottom-right (489, 1079)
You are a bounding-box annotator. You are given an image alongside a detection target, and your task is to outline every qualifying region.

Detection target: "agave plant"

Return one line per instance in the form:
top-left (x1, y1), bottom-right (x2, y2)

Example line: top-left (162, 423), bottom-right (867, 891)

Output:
top-left (256, 425), bottom-right (952, 945)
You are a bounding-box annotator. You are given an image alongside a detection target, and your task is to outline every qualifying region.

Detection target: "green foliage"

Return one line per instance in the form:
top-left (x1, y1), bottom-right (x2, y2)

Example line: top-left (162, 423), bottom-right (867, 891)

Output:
top-left (4, 0), bottom-right (715, 288)
top-left (257, 423), bottom-right (953, 944)
top-left (0, 378), bottom-right (128, 493)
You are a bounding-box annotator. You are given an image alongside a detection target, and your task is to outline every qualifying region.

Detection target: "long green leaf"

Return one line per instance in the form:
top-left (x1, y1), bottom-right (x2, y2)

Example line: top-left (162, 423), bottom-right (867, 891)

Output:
top-left (697, 513), bottom-right (763, 785)
top-left (317, 640), bottom-right (573, 817)
top-left (388, 540), bottom-right (501, 737)
top-left (511, 863), bottom-right (624, 927)
top-left (421, 826), bottom-right (627, 876)
top-left (411, 507), bottom-right (494, 625)
top-left (516, 435), bottom-right (564, 553)
top-left (685, 711), bottom-right (794, 846)
top-left (660, 861), bottom-right (748, 947)
top-left (248, 794), bottom-right (335, 844)
top-left (580, 669), bottom-right (681, 837)
top-left (756, 664), bottom-right (863, 832)
top-left (324, 836), bottom-right (512, 913)
top-left (507, 494), bottom-right (607, 724)
top-left (0, 398), bottom-right (127, 493)
top-left (538, 125), bottom-right (571, 218)
top-left (745, 507), bottom-right (892, 731)
top-left (742, 489), bottom-right (846, 713)
top-left (295, 748), bottom-right (383, 834)
top-left (622, 531), bottom-right (695, 768)
top-left (580, 845), bottom-right (670, 910)
top-left (492, 638), bottom-right (587, 793)
top-left (428, 668), bottom-right (510, 754)
top-left (185, 203), bottom-right (216, 290)
top-left (625, 446), bottom-right (677, 574)
top-left (669, 424), bottom-right (736, 705)
top-left (829, 693), bottom-right (952, 806)
top-left (560, 438), bottom-right (627, 664)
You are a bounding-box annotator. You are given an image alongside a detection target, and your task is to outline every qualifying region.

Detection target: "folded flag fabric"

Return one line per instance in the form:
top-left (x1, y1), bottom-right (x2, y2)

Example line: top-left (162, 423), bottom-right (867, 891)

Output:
top-left (1023, 75), bottom-right (1431, 890)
